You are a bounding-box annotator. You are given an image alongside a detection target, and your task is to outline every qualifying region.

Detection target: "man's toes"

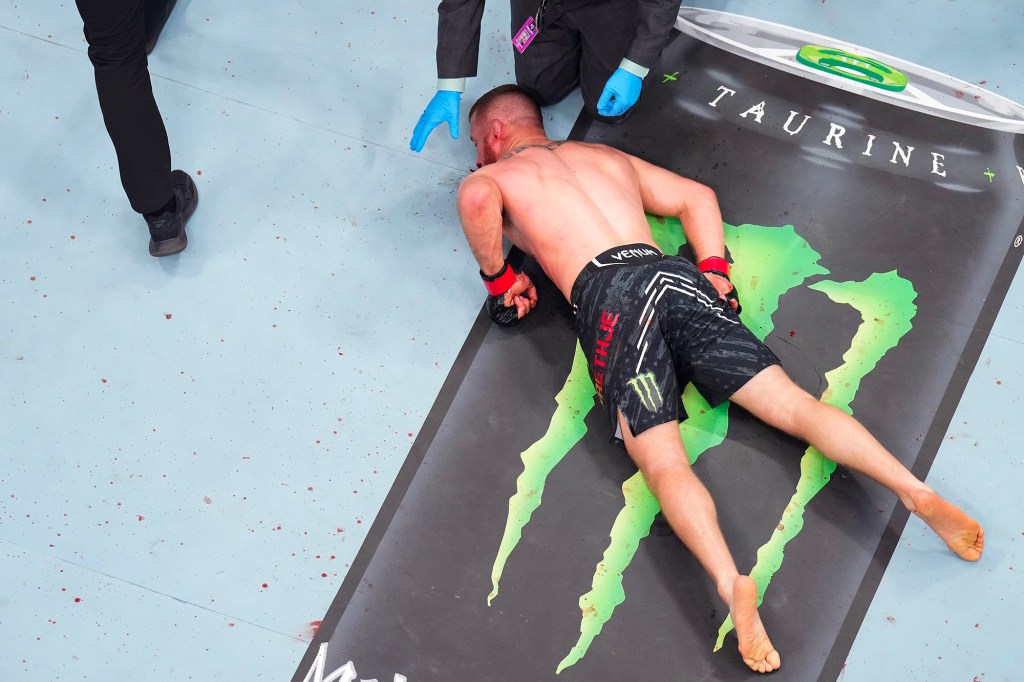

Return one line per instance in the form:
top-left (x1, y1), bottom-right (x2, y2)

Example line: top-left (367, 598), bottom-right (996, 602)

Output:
top-left (744, 649), bottom-right (781, 674)
top-left (959, 529), bottom-right (984, 561)
top-left (952, 526), bottom-right (984, 561)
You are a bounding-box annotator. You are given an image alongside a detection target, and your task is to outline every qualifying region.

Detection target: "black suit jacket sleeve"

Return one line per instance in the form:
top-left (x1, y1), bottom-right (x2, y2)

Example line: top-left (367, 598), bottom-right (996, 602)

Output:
top-left (435, 0), bottom-right (679, 80)
top-left (625, 0), bottom-right (680, 69)
top-left (437, 0), bottom-right (486, 79)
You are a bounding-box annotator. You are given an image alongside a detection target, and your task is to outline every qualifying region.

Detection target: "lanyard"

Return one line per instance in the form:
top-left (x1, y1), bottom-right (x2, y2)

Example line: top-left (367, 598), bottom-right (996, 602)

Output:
top-left (535, 0), bottom-right (548, 29)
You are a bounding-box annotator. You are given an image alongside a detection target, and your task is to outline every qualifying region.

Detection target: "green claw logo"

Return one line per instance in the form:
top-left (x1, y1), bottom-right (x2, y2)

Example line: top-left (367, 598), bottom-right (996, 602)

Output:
top-left (486, 216), bottom-right (917, 674)
top-left (626, 372), bottom-right (664, 412)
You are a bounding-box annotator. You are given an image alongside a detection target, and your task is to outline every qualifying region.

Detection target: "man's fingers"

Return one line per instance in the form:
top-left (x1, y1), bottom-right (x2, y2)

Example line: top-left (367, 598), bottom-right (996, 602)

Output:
top-left (512, 295), bottom-right (530, 319)
top-left (598, 68), bottom-right (642, 117)
top-left (504, 292), bottom-right (537, 318)
top-left (413, 90), bottom-right (461, 150)
top-left (525, 283), bottom-right (538, 303)
top-left (703, 272), bottom-right (741, 313)
top-left (509, 273), bottom-right (535, 298)
top-left (410, 115), bottom-right (438, 152)
top-left (601, 97), bottom-right (627, 117)
top-left (705, 273), bottom-right (731, 296)
top-left (718, 287), bottom-right (738, 310)
top-left (515, 296), bottom-right (528, 318)
top-left (499, 274), bottom-right (539, 319)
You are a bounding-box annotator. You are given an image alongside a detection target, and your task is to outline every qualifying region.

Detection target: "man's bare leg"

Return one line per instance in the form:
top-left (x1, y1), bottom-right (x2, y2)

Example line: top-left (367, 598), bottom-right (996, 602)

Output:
top-left (729, 365), bottom-right (984, 561)
top-left (618, 414), bottom-right (781, 673)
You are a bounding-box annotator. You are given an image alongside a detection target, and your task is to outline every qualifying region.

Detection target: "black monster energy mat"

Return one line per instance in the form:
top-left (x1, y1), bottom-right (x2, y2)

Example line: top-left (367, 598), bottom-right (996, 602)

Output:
top-left (294, 17), bottom-right (1024, 682)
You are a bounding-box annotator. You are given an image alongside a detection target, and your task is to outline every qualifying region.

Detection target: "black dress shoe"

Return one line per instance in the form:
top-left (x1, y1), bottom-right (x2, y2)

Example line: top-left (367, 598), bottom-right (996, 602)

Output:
top-left (145, 169), bottom-right (198, 257)
top-left (144, 0), bottom-right (179, 55)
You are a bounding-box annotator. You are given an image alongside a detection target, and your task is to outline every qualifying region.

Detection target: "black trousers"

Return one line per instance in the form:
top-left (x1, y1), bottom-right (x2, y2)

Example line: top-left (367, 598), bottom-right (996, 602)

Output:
top-left (510, 0), bottom-right (638, 121)
top-left (75, 0), bottom-right (173, 215)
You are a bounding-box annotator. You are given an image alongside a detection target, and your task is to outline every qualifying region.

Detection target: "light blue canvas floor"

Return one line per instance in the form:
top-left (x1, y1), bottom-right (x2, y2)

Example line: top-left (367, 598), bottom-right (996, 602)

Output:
top-left (1, 1), bottom-right (1021, 680)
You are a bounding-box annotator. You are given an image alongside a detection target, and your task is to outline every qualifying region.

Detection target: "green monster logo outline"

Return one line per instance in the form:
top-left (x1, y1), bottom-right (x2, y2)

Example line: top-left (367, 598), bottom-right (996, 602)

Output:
top-left (626, 372), bottom-right (665, 412)
top-left (485, 216), bottom-right (918, 674)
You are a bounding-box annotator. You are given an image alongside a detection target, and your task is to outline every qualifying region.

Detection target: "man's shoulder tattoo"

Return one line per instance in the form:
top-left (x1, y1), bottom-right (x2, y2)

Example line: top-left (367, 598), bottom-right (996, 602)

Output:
top-left (502, 140), bottom-right (569, 160)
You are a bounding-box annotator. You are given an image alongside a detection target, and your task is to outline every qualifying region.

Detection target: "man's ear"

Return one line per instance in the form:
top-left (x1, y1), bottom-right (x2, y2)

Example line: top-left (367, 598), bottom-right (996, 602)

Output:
top-left (489, 118), bottom-right (504, 142)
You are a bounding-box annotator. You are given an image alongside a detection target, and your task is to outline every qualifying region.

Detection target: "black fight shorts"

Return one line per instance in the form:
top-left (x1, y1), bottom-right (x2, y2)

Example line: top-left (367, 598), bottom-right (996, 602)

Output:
top-left (570, 244), bottom-right (780, 446)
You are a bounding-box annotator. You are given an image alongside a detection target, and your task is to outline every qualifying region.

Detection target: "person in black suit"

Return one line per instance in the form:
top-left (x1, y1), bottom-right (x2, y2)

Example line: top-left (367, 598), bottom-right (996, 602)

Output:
top-left (75, 0), bottom-right (197, 256)
top-left (411, 0), bottom-right (680, 151)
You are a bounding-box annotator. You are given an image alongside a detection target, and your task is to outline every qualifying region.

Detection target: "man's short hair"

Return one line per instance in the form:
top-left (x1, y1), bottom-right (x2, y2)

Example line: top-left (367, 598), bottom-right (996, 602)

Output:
top-left (469, 84), bottom-right (543, 126)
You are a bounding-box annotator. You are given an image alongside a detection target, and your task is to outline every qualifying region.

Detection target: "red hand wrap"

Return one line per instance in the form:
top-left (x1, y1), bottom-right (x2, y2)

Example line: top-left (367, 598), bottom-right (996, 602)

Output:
top-left (481, 262), bottom-right (517, 296)
top-left (698, 256), bottom-right (730, 278)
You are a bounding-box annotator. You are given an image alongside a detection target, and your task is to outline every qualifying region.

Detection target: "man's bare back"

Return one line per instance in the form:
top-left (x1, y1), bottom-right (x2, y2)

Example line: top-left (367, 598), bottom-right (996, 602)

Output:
top-left (459, 104), bottom-right (735, 312)
top-left (468, 140), bottom-right (659, 299)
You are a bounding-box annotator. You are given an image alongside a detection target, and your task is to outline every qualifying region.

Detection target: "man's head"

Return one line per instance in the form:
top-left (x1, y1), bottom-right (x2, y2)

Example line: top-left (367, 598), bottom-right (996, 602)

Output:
top-left (468, 85), bottom-right (545, 167)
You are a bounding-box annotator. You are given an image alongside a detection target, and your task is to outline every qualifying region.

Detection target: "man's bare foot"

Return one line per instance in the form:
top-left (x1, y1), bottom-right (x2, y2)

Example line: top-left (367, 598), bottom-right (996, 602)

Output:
top-left (910, 489), bottom-right (984, 561)
top-left (731, 575), bottom-right (781, 673)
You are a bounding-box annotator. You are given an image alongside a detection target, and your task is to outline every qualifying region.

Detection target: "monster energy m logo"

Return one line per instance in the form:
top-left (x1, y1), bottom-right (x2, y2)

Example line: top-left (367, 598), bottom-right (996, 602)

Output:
top-left (627, 372), bottom-right (664, 412)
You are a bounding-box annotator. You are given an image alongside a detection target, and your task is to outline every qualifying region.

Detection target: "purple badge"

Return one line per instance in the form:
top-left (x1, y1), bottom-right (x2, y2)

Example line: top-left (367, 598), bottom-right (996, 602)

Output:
top-left (513, 17), bottom-right (539, 54)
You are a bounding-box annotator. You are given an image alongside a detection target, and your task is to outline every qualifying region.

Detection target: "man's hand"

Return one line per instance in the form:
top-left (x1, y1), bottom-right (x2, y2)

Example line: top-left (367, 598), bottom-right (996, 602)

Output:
top-left (697, 256), bottom-right (741, 313)
top-left (505, 272), bottom-right (538, 319)
top-left (703, 272), bottom-right (742, 314)
top-left (410, 90), bottom-right (461, 152)
top-left (597, 68), bottom-right (643, 118)
top-left (486, 272), bottom-right (538, 325)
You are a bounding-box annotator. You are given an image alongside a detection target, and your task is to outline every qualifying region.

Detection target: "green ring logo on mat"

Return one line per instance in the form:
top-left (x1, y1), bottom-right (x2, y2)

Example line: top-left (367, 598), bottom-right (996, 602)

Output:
top-left (796, 45), bottom-right (908, 92)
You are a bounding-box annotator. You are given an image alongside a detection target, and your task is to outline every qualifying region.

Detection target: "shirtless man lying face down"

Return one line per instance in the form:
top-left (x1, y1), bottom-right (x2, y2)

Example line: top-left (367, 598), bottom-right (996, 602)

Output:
top-left (455, 84), bottom-right (984, 673)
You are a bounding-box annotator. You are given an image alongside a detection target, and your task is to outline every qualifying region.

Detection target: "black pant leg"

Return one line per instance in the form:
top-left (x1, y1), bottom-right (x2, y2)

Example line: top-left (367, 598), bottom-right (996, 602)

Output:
top-left (510, 0), bottom-right (581, 106)
top-left (568, 0), bottom-right (639, 119)
top-left (76, 0), bottom-right (173, 214)
top-left (143, 0), bottom-right (172, 40)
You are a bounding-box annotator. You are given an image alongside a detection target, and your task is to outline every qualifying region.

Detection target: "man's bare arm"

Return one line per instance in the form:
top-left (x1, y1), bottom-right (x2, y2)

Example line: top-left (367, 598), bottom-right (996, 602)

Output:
top-left (627, 153), bottom-right (740, 311)
top-left (456, 173), bottom-right (538, 323)
top-left (627, 154), bottom-right (726, 263)
top-left (457, 173), bottom-right (506, 276)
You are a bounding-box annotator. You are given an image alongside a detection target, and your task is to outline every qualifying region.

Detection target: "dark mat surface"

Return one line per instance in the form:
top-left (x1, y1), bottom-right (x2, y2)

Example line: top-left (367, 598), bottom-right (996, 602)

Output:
top-left (294, 23), bottom-right (1023, 682)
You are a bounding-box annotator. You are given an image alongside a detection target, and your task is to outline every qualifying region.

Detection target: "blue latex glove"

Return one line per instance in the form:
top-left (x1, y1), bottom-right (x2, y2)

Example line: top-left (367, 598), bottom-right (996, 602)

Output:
top-left (597, 68), bottom-right (643, 118)
top-left (410, 90), bottom-right (461, 152)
